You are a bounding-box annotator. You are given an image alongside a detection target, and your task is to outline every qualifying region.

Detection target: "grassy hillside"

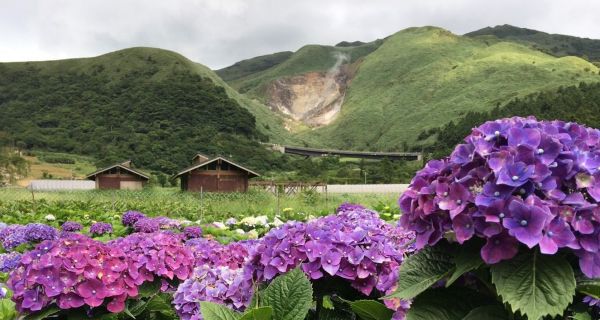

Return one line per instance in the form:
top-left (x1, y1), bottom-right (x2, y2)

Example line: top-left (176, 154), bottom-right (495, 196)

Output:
top-left (424, 81), bottom-right (600, 158)
top-left (216, 51), bottom-right (294, 82)
top-left (0, 47), bottom-right (293, 173)
top-left (301, 27), bottom-right (600, 150)
top-left (466, 24), bottom-right (600, 63)
top-left (224, 40), bottom-right (383, 97)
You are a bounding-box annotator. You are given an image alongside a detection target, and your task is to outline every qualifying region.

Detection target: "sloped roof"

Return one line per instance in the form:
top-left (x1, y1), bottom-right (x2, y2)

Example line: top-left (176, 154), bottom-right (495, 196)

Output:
top-left (172, 156), bottom-right (260, 179)
top-left (85, 161), bottom-right (150, 180)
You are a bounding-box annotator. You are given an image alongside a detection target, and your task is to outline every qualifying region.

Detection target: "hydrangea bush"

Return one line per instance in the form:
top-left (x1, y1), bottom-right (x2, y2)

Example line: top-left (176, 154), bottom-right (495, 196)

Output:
top-left (394, 117), bottom-right (600, 319)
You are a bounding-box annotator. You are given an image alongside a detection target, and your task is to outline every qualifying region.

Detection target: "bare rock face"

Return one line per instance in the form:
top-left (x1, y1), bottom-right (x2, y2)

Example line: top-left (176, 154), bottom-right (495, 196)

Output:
top-left (265, 55), bottom-right (354, 127)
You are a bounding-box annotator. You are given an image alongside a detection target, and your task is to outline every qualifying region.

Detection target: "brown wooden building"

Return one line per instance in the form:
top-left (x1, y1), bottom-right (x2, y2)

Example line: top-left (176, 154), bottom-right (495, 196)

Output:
top-left (86, 161), bottom-right (150, 190)
top-left (173, 154), bottom-right (259, 192)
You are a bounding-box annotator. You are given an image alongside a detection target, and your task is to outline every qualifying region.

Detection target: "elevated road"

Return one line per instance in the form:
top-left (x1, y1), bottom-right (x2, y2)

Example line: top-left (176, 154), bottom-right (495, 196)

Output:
top-left (281, 145), bottom-right (422, 161)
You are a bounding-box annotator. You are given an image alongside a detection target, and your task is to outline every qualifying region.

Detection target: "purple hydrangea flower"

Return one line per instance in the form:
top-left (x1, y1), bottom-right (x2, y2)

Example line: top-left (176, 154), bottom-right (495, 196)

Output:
top-left (89, 222), bottom-right (113, 236)
top-left (61, 221), bottom-right (83, 232)
top-left (183, 226), bottom-right (203, 239)
top-left (0, 252), bottom-right (22, 272)
top-left (399, 116), bottom-right (600, 275)
top-left (24, 223), bottom-right (58, 243)
top-left (122, 211), bottom-right (146, 226)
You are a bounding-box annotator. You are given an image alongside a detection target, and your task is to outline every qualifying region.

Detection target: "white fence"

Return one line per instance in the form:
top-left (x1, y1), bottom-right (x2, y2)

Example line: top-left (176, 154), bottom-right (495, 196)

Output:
top-left (27, 180), bottom-right (96, 191)
top-left (320, 184), bottom-right (409, 194)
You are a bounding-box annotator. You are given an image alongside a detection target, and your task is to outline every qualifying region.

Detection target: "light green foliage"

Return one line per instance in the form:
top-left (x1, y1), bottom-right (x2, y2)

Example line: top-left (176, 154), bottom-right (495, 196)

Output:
top-left (490, 251), bottom-right (576, 320)
top-left (305, 27), bottom-right (599, 150)
top-left (261, 268), bottom-right (313, 320)
top-left (0, 299), bottom-right (17, 320)
top-left (348, 300), bottom-right (393, 320)
top-left (200, 302), bottom-right (242, 320)
top-left (388, 244), bottom-right (454, 300)
top-left (461, 305), bottom-right (508, 320)
top-left (0, 188), bottom-right (399, 226)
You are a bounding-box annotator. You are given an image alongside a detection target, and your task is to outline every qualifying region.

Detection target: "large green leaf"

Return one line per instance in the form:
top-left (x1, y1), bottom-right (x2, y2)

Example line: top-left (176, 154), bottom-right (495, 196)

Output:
top-left (577, 277), bottom-right (600, 299)
top-left (446, 241), bottom-right (484, 287)
top-left (388, 244), bottom-right (454, 299)
top-left (200, 302), bottom-right (242, 320)
top-left (144, 294), bottom-right (177, 318)
top-left (138, 279), bottom-right (162, 298)
top-left (461, 305), bottom-right (508, 320)
top-left (239, 307), bottom-right (273, 320)
top-left (490, 251), bottom-right (575, 320)
top-left (262, 268), bottom-right (313, 320)
top-left (406, 287), bottom-right (493, 320)
top-left (348, 300), bottom-right (393, 320)
top-left (0, 299), bottom-right (17, 320)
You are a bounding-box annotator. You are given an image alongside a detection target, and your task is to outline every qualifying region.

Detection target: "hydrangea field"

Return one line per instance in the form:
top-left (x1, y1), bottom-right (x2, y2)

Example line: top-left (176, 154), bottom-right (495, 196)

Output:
top-left (3, 116), bottom-right (600, 319)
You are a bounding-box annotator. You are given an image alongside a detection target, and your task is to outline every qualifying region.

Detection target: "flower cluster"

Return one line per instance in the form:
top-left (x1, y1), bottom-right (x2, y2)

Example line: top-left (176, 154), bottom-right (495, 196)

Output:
top-left (399, 116), bottom-right (600, 277)
top-left (0, 252), bottom-right (21, 273)
top-left (89, 222), bottom-right (113, 236)
top-left (185, 238), bottom-right (255, 270)
top-left (0, 224), bottom-right (58, 251)
top-left (7, 234), bottom-right (138, 313)
top-left (133, 217), bottom-right (181, 233)
top-left (110, 232), bottom-right (194, 284)
top-left (122, 211), bottom-right (146, 226)
top-left (0, 225), bottom-right (26, 251)
top-left (61, 221), bottom-right (83, 233)
top-left (183, 226), bottom-right (203, 239)
top-left (247, 206), bottom-right (414, 315)
top-left (173, 265), bottom-right (253, 320)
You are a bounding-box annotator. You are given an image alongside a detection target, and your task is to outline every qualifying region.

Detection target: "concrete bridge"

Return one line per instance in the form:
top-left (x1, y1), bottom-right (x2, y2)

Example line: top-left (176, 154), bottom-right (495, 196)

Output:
top-left (273, 145), bottom-right (422, 161)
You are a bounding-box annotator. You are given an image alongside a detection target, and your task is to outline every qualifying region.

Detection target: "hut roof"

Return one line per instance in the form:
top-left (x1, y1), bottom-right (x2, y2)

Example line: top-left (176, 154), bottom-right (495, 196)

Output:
top-left (85, 161), bottom-right (150, 180)
top-left (172, 156), bottom-right (260, 179)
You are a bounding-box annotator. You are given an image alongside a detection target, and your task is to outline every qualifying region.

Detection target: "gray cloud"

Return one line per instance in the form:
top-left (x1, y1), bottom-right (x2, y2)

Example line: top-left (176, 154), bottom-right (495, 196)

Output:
top-left (1, 0), bottom-right (599, 69)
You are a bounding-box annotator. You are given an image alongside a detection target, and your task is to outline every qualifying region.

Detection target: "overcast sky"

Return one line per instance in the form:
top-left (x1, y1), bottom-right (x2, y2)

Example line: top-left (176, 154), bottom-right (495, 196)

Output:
top-left (2, 0), bottom-right (600, 69)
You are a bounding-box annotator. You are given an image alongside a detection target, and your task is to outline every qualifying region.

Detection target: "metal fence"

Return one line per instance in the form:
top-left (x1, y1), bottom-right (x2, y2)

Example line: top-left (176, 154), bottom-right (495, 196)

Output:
top-left (27, 180), bottom-right (95, 191)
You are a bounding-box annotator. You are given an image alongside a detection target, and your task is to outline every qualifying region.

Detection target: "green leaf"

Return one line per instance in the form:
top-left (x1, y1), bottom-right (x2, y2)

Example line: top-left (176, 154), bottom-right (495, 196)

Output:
top-left (461, 305), bottom-right (508, 320)
top-left (406, 287), bottom-right (493, 320)
top-left (309, 309), bottom-right (352, 320)
top-left (138, 279), bottom-right (162, 298)
top-left (23, 306), bottom-right (60, 320)
top-left (571, 311), bottom-right (592, 320)
top-left (144, 294), bottom-right (177, 318)
top-left (200, 302), bottom-right (242, 320)
top-left (446, 240), bottom-right (484, 287)
top-left (239, 307), bottom-right (273, 320)
top-left (349, 300), bottom-right (393, 320)
top-left (577, 278), bottom-right (600, 299)
top-left (261, 268), bottom-right (313, 320)
top-left (0, 299), bottom-right (17, 320)
top-left (490, 251), bottom-right (576, 320)
top-left (388, 244), bottom-right (454, 299)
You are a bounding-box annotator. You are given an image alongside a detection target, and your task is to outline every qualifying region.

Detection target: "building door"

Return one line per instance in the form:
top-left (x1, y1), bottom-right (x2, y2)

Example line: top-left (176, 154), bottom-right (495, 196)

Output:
top-left (120, 181), bottom-right (143, 190)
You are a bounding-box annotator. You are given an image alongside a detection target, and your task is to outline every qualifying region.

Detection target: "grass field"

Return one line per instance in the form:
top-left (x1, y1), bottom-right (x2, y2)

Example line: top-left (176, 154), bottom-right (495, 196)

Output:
top-left (17, 151), bottom-right (97, 186)
top-left (0, 187), bottom-right (400, 225)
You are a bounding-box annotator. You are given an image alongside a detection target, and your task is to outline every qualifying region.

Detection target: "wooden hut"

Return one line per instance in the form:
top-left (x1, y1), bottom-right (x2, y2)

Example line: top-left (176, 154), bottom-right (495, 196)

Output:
top-left (86, 161), bottom-right (150, 190)
top-left (173, 155), bottom-right (259, 192)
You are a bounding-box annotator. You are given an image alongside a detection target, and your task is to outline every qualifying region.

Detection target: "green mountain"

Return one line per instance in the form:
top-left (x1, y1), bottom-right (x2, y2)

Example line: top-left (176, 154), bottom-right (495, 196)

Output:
top-left (465, 24), bottom-right (600, 63)
top-left (0, 47), bottom-right (292, 173)
top-left (219, 26), bottom-right (600, 151)
top-left (222, 40), bottom-right (383, 96)
top-left (216, 51), bottom-right (294, 82)
top-left (425, 81), bottom-right (600, 158)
